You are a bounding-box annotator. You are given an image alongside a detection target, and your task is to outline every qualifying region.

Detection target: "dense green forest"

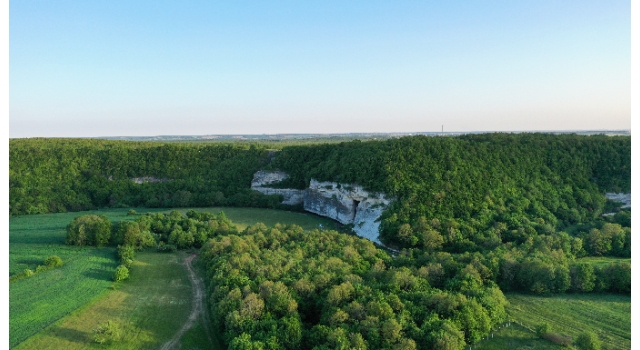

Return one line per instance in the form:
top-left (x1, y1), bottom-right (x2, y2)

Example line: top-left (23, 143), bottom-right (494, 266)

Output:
top-left (269, 134), bottom-right (630, 249)
top-left (85, 211), bottom-right (629, 349)
top-left (10, 138), bottom-right (281, 216)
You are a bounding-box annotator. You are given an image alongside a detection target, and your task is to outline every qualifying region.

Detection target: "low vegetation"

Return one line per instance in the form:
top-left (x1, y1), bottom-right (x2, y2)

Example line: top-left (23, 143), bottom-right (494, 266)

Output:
top-left (505, 293), bottom-right (630, 350)
top-left (15, 252), bottom-right (214, 350)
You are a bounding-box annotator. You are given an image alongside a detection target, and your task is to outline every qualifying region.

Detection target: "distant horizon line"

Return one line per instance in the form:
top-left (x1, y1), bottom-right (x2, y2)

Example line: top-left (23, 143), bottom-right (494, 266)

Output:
top-left (10, 129), bottom-right (629, 140)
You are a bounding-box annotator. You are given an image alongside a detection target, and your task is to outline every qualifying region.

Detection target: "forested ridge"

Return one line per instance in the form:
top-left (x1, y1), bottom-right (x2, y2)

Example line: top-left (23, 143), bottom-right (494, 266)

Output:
top-left (10, 138), bottom-right (279, 216)
top-left (270, 134), bottom-right (630, 249)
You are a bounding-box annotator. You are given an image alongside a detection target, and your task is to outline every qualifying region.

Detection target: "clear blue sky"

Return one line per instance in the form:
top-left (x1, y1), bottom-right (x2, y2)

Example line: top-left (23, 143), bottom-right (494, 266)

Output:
top-left (9, 1), bottom-right (630, 137)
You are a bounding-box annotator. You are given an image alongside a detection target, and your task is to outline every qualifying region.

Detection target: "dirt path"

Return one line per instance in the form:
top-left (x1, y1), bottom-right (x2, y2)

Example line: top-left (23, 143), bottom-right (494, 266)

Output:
top-left (159, 254), bottom-right (213, 350)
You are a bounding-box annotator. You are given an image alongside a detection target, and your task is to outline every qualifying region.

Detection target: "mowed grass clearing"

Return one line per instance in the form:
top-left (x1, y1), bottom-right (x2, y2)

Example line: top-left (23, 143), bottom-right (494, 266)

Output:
top-left (577, 256), bottom-right (631, 268)
top-left (505, 293), bottom-right (630, 350)
top-left (472, 322), bottom-right (563, 350)
top-left (15, 251), bottom-right (218, 350)
top-left (165, 206), bottom-right (339, 231)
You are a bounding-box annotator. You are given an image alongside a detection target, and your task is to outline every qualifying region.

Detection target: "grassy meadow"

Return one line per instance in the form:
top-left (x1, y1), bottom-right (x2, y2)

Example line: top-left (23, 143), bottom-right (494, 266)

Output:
top-left (15, 251), bottom-right (218, 350)
top-left (577, 256), bottom-right (631, 268)
top-left (10, 207), bottom-right (335, 348)
top-left (505, 293), bottom-right (631, 350)
top-left (472, 322), bottom-right (563, 350)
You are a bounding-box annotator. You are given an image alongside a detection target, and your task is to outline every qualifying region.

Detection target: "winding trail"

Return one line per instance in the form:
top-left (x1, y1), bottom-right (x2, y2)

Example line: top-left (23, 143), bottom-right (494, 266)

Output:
top-left (160, 254), bottom-right (213, 350)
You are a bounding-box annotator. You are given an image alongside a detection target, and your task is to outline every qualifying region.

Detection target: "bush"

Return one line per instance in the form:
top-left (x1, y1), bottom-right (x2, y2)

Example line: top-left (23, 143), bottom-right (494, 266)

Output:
top-left (117, 245), bottom-right (135, 263)
top-left (23, 269), bottom-right (34, 277)
top-left (127, 209), bottom-right (139, 216)
top-left (44, 255), bottom-right (64, 268)
top-left (535, 322), bottom-right (550, 337)
top-left (113, 265), bottom-right (130, 282)
top-left (66, 215), bottom-right (112, 246)
top-left (93, 320), bottom-right (121, 344)
top-left (575, 331), bottom-right (601, 350)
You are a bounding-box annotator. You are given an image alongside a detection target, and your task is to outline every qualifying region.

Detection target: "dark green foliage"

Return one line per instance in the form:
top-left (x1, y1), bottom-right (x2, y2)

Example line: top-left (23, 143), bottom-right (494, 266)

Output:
top-left (569, 263), bottom-right (595, 293)
top-left (10, 139), bottom-right (279, 216)
top-left (271, 134), bottom-right (630, 249)
top-left (113, 221), bottom-right (155, 250)
top-left (66, 214), bottom-right (112, 246)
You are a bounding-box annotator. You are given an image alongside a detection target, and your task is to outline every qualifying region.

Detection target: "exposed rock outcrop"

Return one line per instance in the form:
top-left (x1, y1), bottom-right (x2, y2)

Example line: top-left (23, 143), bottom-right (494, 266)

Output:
top-left (130, 177), bottom-right (172, 184)
top-left (251, 171), bottom-right (391, 244)
top-left (251, 171), bottom-right (304, 205)
top-left (304, 180), bottom-right (390, 244)
top-left (605, 192), bottom-right (631, 209)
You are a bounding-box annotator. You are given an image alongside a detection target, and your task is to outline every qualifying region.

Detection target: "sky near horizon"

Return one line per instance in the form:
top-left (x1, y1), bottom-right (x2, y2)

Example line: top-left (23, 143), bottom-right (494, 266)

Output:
top-left (9, 1), bottom-right (630, 137)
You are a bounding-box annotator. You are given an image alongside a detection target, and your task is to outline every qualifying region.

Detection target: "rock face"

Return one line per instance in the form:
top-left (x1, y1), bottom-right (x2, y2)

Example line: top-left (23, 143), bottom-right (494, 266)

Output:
top-left (251, 171), bottom-right (391, 244)
top-left (605, 193), bottom-right (631, 209)
top-left (251, 171), bottom-right (304, 205)
top-left (130, 177), bottom-right (172, 184)
top-left (304, 180), bottom-right (390, 244)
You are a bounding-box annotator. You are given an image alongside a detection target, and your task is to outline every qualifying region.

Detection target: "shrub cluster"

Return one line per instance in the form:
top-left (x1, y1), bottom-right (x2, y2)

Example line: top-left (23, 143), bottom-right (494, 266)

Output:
top-left (10, 255), bottom-right (64, 283)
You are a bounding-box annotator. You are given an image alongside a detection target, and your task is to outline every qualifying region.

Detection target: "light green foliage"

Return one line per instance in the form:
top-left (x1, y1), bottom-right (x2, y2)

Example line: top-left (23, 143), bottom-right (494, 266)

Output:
top-left (44, 255), bottom-right (64, 268)
top-left (114, 265), bottom-right (130, 282)
top-left (93, 320), bottom-right (121, 344)
top-left (535, 322), bottom-right (550, 337)
top-left (575, 331), bottom-right (601, 350)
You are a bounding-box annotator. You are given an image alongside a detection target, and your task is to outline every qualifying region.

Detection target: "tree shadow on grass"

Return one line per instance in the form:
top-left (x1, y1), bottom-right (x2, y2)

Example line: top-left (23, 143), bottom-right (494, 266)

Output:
top-left (18, 258), bottom-right (42, 266)
top-left (84, 268), bottom-right (114, 282)
top-left (48, 326), bottom-right (92, 344)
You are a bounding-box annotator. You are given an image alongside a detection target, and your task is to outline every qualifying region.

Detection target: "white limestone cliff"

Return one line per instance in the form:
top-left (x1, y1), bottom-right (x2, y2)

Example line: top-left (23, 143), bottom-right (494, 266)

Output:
top-left (303, 180), bottom-right (390, 244)
top-left (251, 171), bottom-right (391, 244)
top-left (605, 192), bottom-right (631, 209)
top-left (251, 171), bottom-right (304, 205)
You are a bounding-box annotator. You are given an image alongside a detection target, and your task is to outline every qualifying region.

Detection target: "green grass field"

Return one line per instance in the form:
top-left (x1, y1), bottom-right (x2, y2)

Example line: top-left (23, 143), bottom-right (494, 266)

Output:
top-left (10, 207), bottom-right (334, 348)
top-left (505, 293), bottom-right (631, 350)
top-left (577, 256), bottom-right (631, 268)
top-left (165, 206), bottom-right (339, 231)
top-left (472, 322), bottom-right (563, 350)
top-left (15, 251), bottom-right (217, 350)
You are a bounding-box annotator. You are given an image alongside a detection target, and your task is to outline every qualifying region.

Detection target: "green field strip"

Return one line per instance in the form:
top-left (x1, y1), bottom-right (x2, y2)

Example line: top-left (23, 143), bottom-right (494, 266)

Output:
top-left (10, 248), bottom-right (118, 348)
top-left (472, 322), bottom-right (564, 350)
top-left (506, 293), bottom-right (630, 350)
top-left (15, 252), bottom-right (205, 350)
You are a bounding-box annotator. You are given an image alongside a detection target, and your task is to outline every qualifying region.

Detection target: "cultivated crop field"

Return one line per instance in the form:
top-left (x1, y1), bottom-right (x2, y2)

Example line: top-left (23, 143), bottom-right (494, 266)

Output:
top-left (505, 293), bottom-right (631, 350)
top-left (10, 207), bottom-right (335, 348)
